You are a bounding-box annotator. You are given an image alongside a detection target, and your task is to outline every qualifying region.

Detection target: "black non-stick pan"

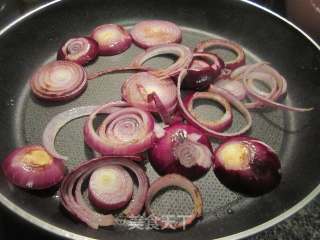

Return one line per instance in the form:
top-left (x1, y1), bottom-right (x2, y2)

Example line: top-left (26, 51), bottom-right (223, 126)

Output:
top-left (0, 0), bottom-right (319, 239)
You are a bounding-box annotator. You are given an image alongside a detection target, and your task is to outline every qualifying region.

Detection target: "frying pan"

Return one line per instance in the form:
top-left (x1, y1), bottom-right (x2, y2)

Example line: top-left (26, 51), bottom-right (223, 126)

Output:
top-left (0, 0), bottom-right (319, 239)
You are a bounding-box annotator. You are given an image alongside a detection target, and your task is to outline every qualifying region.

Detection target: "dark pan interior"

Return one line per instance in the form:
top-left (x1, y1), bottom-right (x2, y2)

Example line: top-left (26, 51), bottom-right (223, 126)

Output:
top-left (0, 0), bottom-right (319, 239)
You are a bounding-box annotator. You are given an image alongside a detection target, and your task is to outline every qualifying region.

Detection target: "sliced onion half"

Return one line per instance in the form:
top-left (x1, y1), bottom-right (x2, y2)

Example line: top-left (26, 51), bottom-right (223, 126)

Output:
top-left (2, 145), bottom-right (65, 190)
top-left (149, 123), bottom-right (213, 180)
top-left (91, 24), bottom-right (132, 56)
top-left (131, 20), bottom-right (182, 49)
top-left (29, 61), bottom-right (87, 102)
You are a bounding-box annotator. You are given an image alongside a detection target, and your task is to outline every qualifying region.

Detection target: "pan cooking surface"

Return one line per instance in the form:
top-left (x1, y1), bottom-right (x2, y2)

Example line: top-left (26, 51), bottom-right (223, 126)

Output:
top-left (22, 27), bottom-right (284, 215)
top-left (0, 0), bottom-right (319, 239)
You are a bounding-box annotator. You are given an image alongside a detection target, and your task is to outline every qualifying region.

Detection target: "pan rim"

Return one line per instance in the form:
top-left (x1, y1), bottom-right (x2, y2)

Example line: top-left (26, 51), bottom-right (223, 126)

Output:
top-left (0, 0), bottom-right (319, 239)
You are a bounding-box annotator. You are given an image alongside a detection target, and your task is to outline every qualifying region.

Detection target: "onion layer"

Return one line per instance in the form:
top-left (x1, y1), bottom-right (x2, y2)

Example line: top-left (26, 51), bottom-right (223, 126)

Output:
top-left (2, 145), bottom-right (65, 189)
top-left (29, 60), bottom-right (87, 101)
top-left (84, 101), bottom-right (156, 155)
top-left (43, 106), bottom-right (102, 161)
top-left (195, 38), bottom-right (245, 70)
top-left (88, 165), bottom-right (133, 210)
top-left (149, 123), bottom-right (213, 180)
top-left (87, 66), bottom-right (149, 80)
top-left (177, 69), bottom-right (252, 139)
top-left (60, 156), bottom-right (149, 229)
top-left (241, 63), bottom-right (312, 111)
top-left (131, 43), bottom-right (193, 77)
top-left (57, 37), bottom-right (99, 65)
top-left (214, 78), bottom-right (246, 100)
top-left (183, 92), bottom-right (233, 132)
top-left (130, 20), bottom-right (182, 49)
top-left (91, 24), bottom-right (132, 56)
top-left (145, 174), bottom-right (203, 230)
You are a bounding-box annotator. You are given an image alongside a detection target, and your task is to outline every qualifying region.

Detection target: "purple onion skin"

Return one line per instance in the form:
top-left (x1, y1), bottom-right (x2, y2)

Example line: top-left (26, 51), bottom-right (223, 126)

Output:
top-left (182, 55), bottom-right (224, 91)
top-left (57, 37), bottom-right (99, 66)
top-left (213, 137), bottom-right (281, 196)
top-left (2, 145), bottom-right (65, 190)
top-left (149, 123), bottom-right (213, 180)
top-left (183, 67), bottom-right (216, 91)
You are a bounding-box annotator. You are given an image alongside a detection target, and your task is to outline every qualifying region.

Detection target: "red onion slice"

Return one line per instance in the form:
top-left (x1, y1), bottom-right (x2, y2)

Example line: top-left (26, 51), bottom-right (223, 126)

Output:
top-left (239, 63), bottom-right (313, 111)
top-left (42, 105), bottom-right (125, 161)
top-left (60, 156), bottom-right (149, 229)
top-left (131, 43), bottom-right (193, 77)
top-left (29, 60), bottom-right (87, 102)
top-left (149, 123), bottom-right (213, 180)
top-left (231, 63), bottom-right (287, 99)
top-left (88, 165), bottom-right (133, 210)
top-left (214, 78), bottom-right (246, 100)
top-left (121, 72), bottom-right (177, 114)
top-left (145, 174), bottom-right (203, 230)
top-left (183, 92), bottom-right (233, 132)
top-left (242, 63), bottom-right (283, 109)
top-left (91, 24), bottom-right (132, 56)
top-left (57, 37), bottom-right (99, 65)
top-left (177, 70), bottom-right (252, 139)
top-left (246, 72), bottom-right (277, 98)
top-left (213, 136), bottom-right (281, 195)
top-left (130, 20), bottom-right (182, 49)
top-left (244, 80), bottom-right (313, 112)
top-left (2, 145), bottom-right (65, 190)
top-left (195, 38), bottom-right (245, 70)
top-left (84, 102), bottom-right (156, 155)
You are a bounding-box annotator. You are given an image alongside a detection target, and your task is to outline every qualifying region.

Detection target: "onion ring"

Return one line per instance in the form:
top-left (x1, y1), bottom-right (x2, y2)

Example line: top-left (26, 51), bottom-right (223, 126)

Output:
top-left (60, 156), bottom-right (149, 229)
top-left (145, 174), bottom-right (203, 230)
top-left (84, 102), bottom-right (156, 155)
top-left (131, 43), bottom-right (193, 77)
top-left (183, 92), bottom-right (233, 132)
top-left (214, 78), bottom-right (246, 100)
top-left (195, 38), bottom-right (245, 70)
top-left (177, 69), bottom-right (252, 139)
top-left (42, 105), bottom-right (124, 161)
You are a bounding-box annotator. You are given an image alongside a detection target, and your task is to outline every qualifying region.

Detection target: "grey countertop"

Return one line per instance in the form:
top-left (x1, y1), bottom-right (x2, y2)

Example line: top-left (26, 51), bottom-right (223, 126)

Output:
top-left (0, 0), bottom-right (319, 239)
